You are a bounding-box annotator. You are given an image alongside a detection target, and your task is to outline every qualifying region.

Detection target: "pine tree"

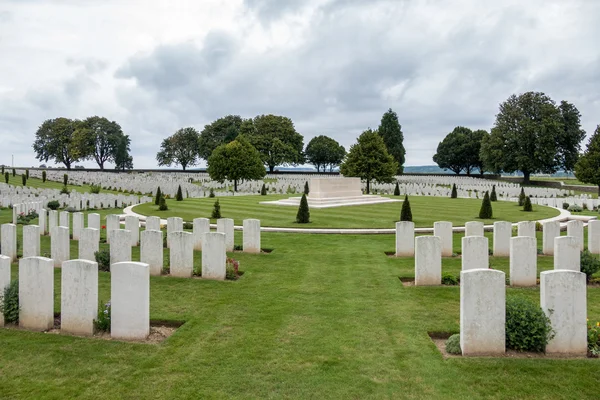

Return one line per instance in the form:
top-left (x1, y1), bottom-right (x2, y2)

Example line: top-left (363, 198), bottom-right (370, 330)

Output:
top-left (158, 196), bottom-right (168, 211)
top-left (400, 195), bottom-right (412, 221)
top-left (25, 169), bottom-right (29, 179)
top-left (21, 174), bottom-right (26, 186)
top-left (304, 181), bottom-right (309, 195)
top-left (394, 181), bottom-right (400, 196)
top-left (518, 187), bottom-right (526, 206)
top-left (42, 170), bottom-right (46, 183)
top-left (296, 193), bottom-right (310, 223)
top-left (176, 184), bottom-right (183, 201)
top-left (209, 188), bottom-right (215, 198)
top-left (12, 168), bottom-right (15, 177)
top-left (212, 200), bottom-right (222, 219)
top-left (523, 196), bottom-right (533, 212)
top-left (63, 174), bottom-right (68, 186)
top-left (260, 183), bottom-right (267, 195)
top-left (451, 183), bottom-right (457, 199)
top-left (479, 191), bottom-right (493, 219)
top-left (490, 185), bottom-right (497, 201)
top-left (155, 187), bottom-right (162, 205)
top-left (4, 172), bottom-right (8, 184)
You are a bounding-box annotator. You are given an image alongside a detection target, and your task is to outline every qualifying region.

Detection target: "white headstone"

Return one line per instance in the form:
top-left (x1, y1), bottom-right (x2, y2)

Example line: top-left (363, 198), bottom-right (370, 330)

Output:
top-left (72, 212), bottom-right (84, 241)
top-left (48, 210), bottom-right (58, 235)
top-left (166, 217), bottom-right (183, 248)
top-left (111, 261), bottom-right (150, 340)
top-left (554, 236), bottom-right (580, 271)
top-left (493, 221), bottom-right (511, 257)
top-left (193, 218), bottom-right (210, 251)
top-left (145, 216), bottom-right (161, 232)
top-left (433, 221), bottom-right (453, 257)
top-left (465, 221), bottom-right (484, 237)
top-left (79, 228), bottom-right (100, 262)
top-left (109, 229), bottom-right (132, 265)
top-left (509, 236), bottom-right (537, 287)
top-left (461, 236), bottom-right (489, 271)
top-left (540, 270), bottom-right (587, 355)
top-left (588, 220), bottom-right (600, 254)
top-left (395, 221), bottom-right (415, 257)
top-left (517, 221), bottom-right (536, 238)
top-left (59, 211), bottom-right (69, 229)
top-left (542, 221), bottom-right (560, 256)
top-left (1, 223), bottom-right (17, 262)
top-left (105, 214), bottom-right (120, 245)
top-left (202, 232), bottom-right (226, 280)
top-left (61, 259), bottom-right (98, 336)
top-left (88, 213), bottom-right (101, 231)
top-left (18, 256), bottom-right (54, 331)
top-left (0, 255), bottom-right (10, 327)
top-left (39, 209), bottom-right (47, 235)
top-left (50, 226), bottom-right (70, 268)
top-left (140, 230), bottom-right (163, 276)
top-left (460, 269), bottom-right (505, 356)
top-left (125, 216), bottom-right (140, 247)
top-left (567, 220), bottom-right (584, 252)
top-left (243, 219), bottom-right (261, 254)
top-left (217, 218), bottom-right (235, 252)
top-left (169, 231), bottom-right (193, 278)
top-left (22, 225), bottom-right (40, 258)
top-left (415, 236), bottom-right (441, 285)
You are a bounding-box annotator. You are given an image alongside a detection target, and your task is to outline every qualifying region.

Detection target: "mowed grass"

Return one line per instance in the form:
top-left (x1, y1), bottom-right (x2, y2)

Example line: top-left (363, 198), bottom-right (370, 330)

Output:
top-left (1, 208), bottom-right (600, 399)
top-left (133, 195), bottom-right (561, 228)
top-left (2, 173), bottom-right (122, 195)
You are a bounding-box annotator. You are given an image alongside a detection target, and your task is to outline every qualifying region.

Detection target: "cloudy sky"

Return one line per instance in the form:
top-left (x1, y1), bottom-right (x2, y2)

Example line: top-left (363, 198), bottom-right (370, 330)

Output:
top-left (1, 0), bottom-right (599, 169)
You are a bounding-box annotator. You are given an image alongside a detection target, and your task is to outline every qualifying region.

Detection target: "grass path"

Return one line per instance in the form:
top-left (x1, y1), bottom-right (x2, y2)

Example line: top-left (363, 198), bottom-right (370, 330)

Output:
top-left (133, 195), bottom-right (561, 229)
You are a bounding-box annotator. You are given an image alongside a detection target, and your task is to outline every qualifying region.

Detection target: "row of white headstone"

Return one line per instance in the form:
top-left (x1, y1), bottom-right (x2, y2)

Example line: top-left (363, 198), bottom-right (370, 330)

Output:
top-left (0, 255), bottom-right (149, 339)
top-left (460, 268), bottom-right (586, 356)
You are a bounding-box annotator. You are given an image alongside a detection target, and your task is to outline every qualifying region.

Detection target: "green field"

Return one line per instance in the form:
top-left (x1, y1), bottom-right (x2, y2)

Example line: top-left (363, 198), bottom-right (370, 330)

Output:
top-left (0, 208), bottom-right (600, 399)
top-left (2, 173), bottom-right (122, 195)
top-left (133, 195), bottom-right (561, 229)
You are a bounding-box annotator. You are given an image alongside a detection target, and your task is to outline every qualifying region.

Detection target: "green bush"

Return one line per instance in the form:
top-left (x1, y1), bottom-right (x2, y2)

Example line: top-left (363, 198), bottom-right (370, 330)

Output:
top-left (568, 204), bottom-right (583, 212)
top-left (94, 300), bottom-right (111, 332)
top-left (304, 181), bottom-right (309, 195)
top-left (95, 250), bottom-right (111, 272)
top-left (478, 191), bottom-right (493, 219)
top-left (176, 185), bottom-right (183, 201)
top-left (394, 182), bottom-right (400, 196)
top-left (505, 296), bottom-right (554, 352)
top-left (12, 168), bottom-right (15, 177)
top-left (562, 202), bottom-right (569, 210)
top-left (296, 194), bottom-right (310, 223)
top-left (580, 250), bottom-right (600, 282)
top-left (445, 334), bottom-right (461, 355)
top-left (183, 222), bottom-right (193, 230)
top-left (441, 274), bottom-right (459, 285)
top-left (155, 187), bottom-right (162, 205)
top-left (0, 279), bottom-right (19, 324)
top-left (159, 196), bottom-right (168, 211)
top-left (490, 185), bottom-right (497, 201)
top-left (212, 200), bottom-right (222, 219)
top-left (523, 196), bottom-right (533, 212)
top-left (260, 183), bottom-right (267, 196)
top-left (46, 200), bottom-right (60, 210)
top-left (4, 172), bottom-right (8, 184)
top-left (60, 186), bottom-right (70, 195)
top-left (63, 173), bottom-right (68, 186)
top-left (21, 174), bottom-right (26, 186)
top-left (42, 170), bottom-right (46, 183)
top-left (209, 188), bottom-right (215, 198)
top-left (25, 169), bottom-right (29, 179)
top-left (518, 187), bottom-right (526, 206)
top-left (450, 183), bottom-right (457, 199)
top-left (400, 195), bottom-right (412, 222)
top-left (90, 184), bottom-right (101, 194)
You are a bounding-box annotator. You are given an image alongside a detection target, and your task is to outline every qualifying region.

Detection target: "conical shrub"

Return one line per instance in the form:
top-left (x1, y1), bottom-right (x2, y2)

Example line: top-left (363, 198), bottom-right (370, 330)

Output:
top-left (212, 200), bottom-right (222, 219)
top-left (260, 183), bottom-right (267, 195)
top-left (518, 187), bottom-right (526, 206)
top-left (490, 185), bottom-right (497, 202)
top-left (479, 191), bottom-right (493, 219)
top-left (394, 181), bottom-right (400, 196)
top-left (176, 185), bottom-right (183, 201)
top-left (400, 195), bottom-right (412, 222)
top-left (158, 196), bottom-right (168, 211)
top-left (304, 181), bottom-right (309, 195)
top-left (155, 186), bottom-right (162, 205)
top-left (296, 194), bottom-right (310, 223)
top-left (523, 196), bottom-right (533, 212)
top-left (451, 183), bottom-right (457, 199)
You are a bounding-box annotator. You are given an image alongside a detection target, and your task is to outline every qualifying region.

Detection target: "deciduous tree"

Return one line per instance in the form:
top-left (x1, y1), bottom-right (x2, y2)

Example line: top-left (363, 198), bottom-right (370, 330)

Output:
top-left (305, 135), bottom-right (346, 172)
top-left (33, 118), bottom-right (81, 170)
top-left (575, 125), bottom-right (600, 195)
top-left (156, 127), bottom-right (200, 171)
top-left (198, 115), bottom-right (243, 160)
top-left (207, 135), bottom-right (266, 191)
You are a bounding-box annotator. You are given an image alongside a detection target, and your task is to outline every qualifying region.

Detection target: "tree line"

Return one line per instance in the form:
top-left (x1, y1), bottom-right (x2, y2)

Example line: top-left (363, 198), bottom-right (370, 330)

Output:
top-left (33, 116), bottom-right (133, 170)
top-left (432, 92), bottom-right (587, 184)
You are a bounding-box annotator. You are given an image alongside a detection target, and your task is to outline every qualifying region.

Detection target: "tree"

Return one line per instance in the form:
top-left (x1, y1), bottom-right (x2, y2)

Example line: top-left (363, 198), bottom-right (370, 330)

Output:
top-left (480, 92), bottom-right (581, 183)
top-left (433, 127), bottom-right (487, 175)
top-left (394, 182), bottom-right (400, 196)
top-left (211, 200), bottom-right (221, 219)
top-left (400, 195), bottom-right (412, 221)
top-left (479, 191), bottom-right (493, 219)
top-left (304, 135), bottom-right (346, 172)
top-left (451, 183), bottom-right (457, 199)
top-left (340, 129), bottom-right (398, 194)
top-left (74, 116), bottom-right (127, 170)
top-left (557, 101), bottom-right (586, 173)
top-left (176, 185), bottom-right (183, 201)
top-left (159, 196), bottom-right (168, 211)
top-left (260, 183), bottom-right (267, 196)
top-left (575, 125), bottom-right (600, 195)
top-left (523, 196), bottom-right (533, 212)
top-left (518, 187), bottom-right (526, 206)
top-left (155, 187), bottom-right (162, 205)
top-left (490, 185), bottom-right (497, 202)
top-left (304, 181), bottom-right (309, 195)
top-left (33, 117), bottom-right (81, 169)
top-left (156, 127), bottom-right (200, 171)
top-left (207, 135), bottom-right (266, 191)
top-left (113, 135), bottom-right (133, 171)
top-left (296, 194), bottom-right (310, 223)
top-left (245, 114), bottom-right (304, 172)
top-left (378, 108), bottom-right (405, 174)
top-left (198, 115), bottom-right (243, 160)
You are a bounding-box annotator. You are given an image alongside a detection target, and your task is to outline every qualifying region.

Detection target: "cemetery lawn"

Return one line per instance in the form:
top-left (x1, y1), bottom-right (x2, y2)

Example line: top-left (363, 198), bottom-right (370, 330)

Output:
top-left (133, 195), bottom-right (561, 229)
top-left (1, 209), bottom-right (600, 399)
